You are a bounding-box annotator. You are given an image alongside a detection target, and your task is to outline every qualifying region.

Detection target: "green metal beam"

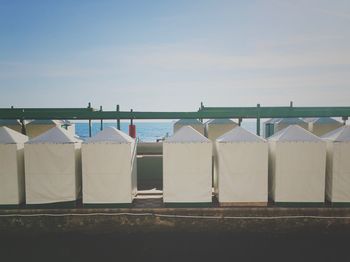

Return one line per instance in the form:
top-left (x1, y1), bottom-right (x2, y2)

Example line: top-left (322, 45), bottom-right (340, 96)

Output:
top-left (0, 106), bottom-right (349, 120)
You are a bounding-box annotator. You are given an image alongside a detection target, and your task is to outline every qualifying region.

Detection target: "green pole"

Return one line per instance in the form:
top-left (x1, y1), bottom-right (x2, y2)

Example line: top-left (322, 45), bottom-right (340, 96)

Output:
top-left (100, 106), bottom-right (103, 131)
top-left (116, 105), bottom-right (121, 130)
top-left (256, 104), bottom-right (261, 136)
top-left (88, 102), bottom-right (92, 137)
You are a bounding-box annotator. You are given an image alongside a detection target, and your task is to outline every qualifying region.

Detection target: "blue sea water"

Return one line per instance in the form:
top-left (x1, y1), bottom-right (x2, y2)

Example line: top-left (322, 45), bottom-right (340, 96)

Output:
top-left (75, 121), bottom-right (257, 142)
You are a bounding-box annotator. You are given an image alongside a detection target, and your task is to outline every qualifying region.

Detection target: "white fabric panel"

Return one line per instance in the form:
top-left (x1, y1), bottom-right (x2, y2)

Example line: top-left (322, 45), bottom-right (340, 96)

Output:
top-left (163, 143), bottom-right (212, 203)
top-left (0, 144), bottom-right (25, 204)
top-left (325, 142), bottom-right (350, 202)
top-left (166, 126), bottom-right (210, 143)
top-left (215, 142), bottom-right (268, 203)
top-left (269, 141), bottom-right (326, 202)
top-left (82, 143), bottom-right (136, 204)
top-left (173, 120), bottom-right (205, 135)
top-left (269, 125), bottom-right (321, 142)
top-left (0, 127), bottom-right (28, 144)
top-left (308, 123), bottom-right (343, 137)
top-left (24, 143), bottom-right (81, 204)
top-left (27, 126), bottom-right (80, 143)
top-left (85, 127), bottom-right (134, 144)
top-left (205, 120), bottom-right (237, 141)
top-left (322, 126), bottom-right (350, 142)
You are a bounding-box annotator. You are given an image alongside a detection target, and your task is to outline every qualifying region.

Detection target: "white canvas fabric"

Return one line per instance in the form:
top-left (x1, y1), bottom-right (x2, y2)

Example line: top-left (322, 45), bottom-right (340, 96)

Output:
top-left (268, 125), bottom-right (326, 203)
top-left (274, 118), bottom-right (308, 133)
top-left (0, 119), bottom-right (23, 133)
top-left (0, 126), bottom-right (28, 144)
top-left (27, 126), bottom-right (81, 144)
top-left (24, 127), bottom-right (81, 204)
top-left (173, 119), bottom-right (205, 135)
top-left (205, 119), bottom-right (237, 141)
top-left (165, 126), bottom-right (210, 143)
top-left (85, 127), bottom-right (134, 144)
top-left (0, 127), bottom-right (28, 205)
top-left (82, 127), bottom-right (137, 204)
top-left (215, 127), bottom-right (268, 204)
top-left (26, 119), bottom-right (67, 138)
top-left (163, 126), bottom-right (212, 203)
top-left (304, 117), bottom-right (343, 136)
top-left (322, 126), bottom-right (350, 203)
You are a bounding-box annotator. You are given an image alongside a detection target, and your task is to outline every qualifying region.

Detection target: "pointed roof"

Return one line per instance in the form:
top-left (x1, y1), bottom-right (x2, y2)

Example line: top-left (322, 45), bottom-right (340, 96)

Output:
top-left (322, 126), bottom-right (350, 142)
top-left (206, 119), bottom-right (237, 125)
top-left (0, 119), bottom-right (21, 126)
top-left (27, 127), bottom-right (81, 144)
top-left (217, 126), bottom-right (266, 143)
top-left (268, 125), bottom-right (322, 142)
top-left (27, 119), bottom-right (64, 126)
top-left (275, 118), bottom-right (306, 125)
top-left (264, 118), bottom-right (282, 124)
top-left (165, 126), bottom-right (210, 143)
top-left (0, 127), bottom-right (28, 144)
top-left (174, 119), bottom-right (203, 126)
top-left (303, 117), bottom-right (341, 124)
top-left (84, 127), bottom-right (134, 144)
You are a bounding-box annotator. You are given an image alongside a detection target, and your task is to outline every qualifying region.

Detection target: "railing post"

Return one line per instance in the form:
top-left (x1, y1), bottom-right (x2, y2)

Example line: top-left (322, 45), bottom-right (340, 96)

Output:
top-left (100, 106), bottom-right (103, 131)
top-left (256, 104), bottom-right (261, 136)
top-left (116, 105), bottom-right (121, 130)
top-left (88, 102), bottom-right (92, 137)
top-left (238, 118), bottom-right (242, 126)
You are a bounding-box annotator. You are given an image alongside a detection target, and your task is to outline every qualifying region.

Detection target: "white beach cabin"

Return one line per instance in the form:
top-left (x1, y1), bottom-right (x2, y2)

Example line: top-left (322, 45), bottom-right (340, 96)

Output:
top-left (173, 119), bottom-right (205, 135)
top-left (268, 125), bottom-right (326, 205)
top-left (205, 119), bottom-right (237, 141)
top-left (322, 126), bottom-right (350, 204)
top-left (0, 127), bottom-right (28, 205)
top-left (304, 117), bottom-right (343, 137)
top-left (215, 126), bottom-right (268, 206)
top-left (163, 126), bottom-right (212, 204)
top-left (82, 127), bottom-right (137, 205)
top-left (24, 127), bottom-right (82, 205)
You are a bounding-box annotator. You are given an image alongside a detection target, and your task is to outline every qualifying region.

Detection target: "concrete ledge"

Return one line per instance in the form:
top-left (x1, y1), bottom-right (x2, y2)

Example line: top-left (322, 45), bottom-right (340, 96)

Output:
top-left (2, 206), bottom-right (350, 234)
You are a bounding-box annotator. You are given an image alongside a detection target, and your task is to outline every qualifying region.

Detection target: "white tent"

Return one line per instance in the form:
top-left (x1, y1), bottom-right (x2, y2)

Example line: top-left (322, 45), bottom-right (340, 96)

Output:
top-left (24, 127), bottom-right (82, 205)
top-left (173, 119), bottom-right (205, 135)
top-left (82, 127), bottom-right (137, 205)
top-left (274, 118), bottom-right (308, 133)
top-left (215, 126), bottom-right (268, 206)
top-left (163, 126), bottom-right (212, 204)
top-left (268, 125), bottom-right (326, 204)
top-left (205, 119), bottom-right (238, 141)
top-left (0, 119), bottom-right (23, 133)
top-left (0, 127), bottom-right (28, 205)
top-left (304, 117), bottom-right (343, 137)
top-left (322, 126), bottom-right (350, 204)
top-left (26, 119), bottom-right (75, 138)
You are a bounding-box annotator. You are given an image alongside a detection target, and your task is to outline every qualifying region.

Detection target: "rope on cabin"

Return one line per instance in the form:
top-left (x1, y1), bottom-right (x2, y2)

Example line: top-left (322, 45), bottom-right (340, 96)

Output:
top-left (0, 212), bottom-right (350, 220)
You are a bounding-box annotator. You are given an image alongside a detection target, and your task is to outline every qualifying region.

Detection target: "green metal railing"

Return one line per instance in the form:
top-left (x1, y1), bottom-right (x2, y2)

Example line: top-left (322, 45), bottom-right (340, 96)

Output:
top-left (0, 102), bottom-right (349, 136)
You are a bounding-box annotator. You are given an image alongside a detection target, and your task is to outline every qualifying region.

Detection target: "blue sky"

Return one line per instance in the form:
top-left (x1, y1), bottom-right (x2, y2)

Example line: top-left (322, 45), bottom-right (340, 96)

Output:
top-left (0, 0), bottom-right (349, 111)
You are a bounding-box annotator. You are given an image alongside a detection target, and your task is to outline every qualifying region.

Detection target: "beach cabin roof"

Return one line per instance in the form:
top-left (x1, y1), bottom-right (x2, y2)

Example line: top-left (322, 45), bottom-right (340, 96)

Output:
top-left (275, 118), bottom-right (306, 125)
top-left (322, 126), bottom-right (350, 142)
top-left (264, 118), bottom-right (281, 124)
top-left (206, 119), bottom-right (236, 125)
top-left (0, 127), bottom-right (28, 144)
top-left (27, 119), bottom-right (64, 126)
top-left (217, 126), bottom-right (265, 143)
top-left (174, 119), bottom-right (203, 125)
top-left (268, 125), bottom-right (321, 142)
top-left (84, 127), bottom-right (134, 144)
top-left (27, 127), bottom-right (80, 144)
top-left (0, 119), bottom-right (21, 125)
top-left (303, 117), bottom-right (341, 124)
top-left (165, 126), bottom-right (210, 143)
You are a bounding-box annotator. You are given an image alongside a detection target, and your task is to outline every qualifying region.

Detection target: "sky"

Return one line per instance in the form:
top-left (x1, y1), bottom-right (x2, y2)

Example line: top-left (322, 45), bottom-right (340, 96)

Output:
top-left (0, 0), bottom-right (349, 111)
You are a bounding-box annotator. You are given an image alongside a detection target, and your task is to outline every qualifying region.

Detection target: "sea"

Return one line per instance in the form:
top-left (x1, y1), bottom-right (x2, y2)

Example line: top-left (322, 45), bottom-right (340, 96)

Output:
top-left (75, 121), bottom-right (257, 141)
